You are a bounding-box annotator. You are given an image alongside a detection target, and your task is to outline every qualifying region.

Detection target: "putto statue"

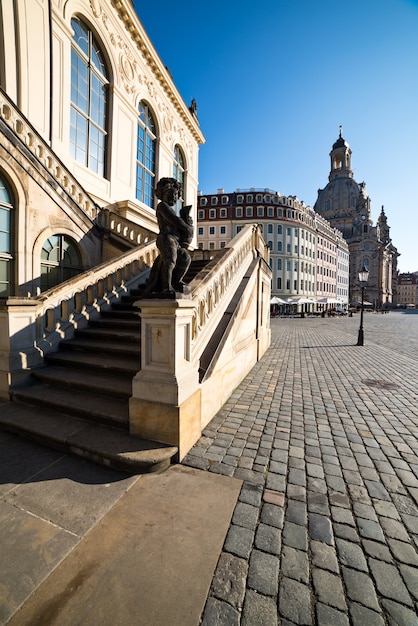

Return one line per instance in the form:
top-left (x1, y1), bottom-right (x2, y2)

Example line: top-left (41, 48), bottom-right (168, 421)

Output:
top-left (145, 177), bottom-right (194, 296)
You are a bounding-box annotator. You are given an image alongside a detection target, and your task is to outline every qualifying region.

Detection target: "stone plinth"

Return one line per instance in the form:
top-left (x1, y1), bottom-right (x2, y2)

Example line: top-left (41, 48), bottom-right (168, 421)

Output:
top-left (129, 299), bottom-right (201, 461)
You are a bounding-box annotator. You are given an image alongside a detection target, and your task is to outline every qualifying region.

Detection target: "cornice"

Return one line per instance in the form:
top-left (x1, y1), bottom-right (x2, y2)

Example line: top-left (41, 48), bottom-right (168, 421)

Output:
top-left (106, 0), bottom-right (205, 145)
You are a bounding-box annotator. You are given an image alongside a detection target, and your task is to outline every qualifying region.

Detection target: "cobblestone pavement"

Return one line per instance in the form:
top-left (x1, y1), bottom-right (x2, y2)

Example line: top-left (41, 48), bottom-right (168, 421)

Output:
top-left (182, 311), bottom-right (418, 625)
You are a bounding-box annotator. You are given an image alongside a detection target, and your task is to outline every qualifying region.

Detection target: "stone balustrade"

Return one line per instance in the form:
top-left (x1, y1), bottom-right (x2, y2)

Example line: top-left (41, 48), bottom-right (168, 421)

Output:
top-left (0, 240), bottom-right (158, 395)
top-left (0, 88), bottom-right (99, 222)
top-left (97, 207), bottom-right (155, 247)
top-left (189, 224), bottom-right (268, 359)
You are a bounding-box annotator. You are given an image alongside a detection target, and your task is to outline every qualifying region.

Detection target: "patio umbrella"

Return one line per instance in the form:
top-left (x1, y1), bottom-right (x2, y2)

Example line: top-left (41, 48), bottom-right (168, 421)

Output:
top-left (270, 296), bottom-right (287, 305)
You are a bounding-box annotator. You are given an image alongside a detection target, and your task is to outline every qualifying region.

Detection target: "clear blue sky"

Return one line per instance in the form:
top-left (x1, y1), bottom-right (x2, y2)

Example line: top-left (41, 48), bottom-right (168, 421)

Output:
top-left (133, 0), bottom-right (418, 273)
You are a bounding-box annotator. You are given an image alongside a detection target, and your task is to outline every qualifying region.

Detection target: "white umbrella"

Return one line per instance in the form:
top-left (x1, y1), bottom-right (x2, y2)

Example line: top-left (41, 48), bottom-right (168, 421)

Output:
top-left (270, 296), bottom-right (287, 304)
top-left (287, 297), bottom-right (315, 305)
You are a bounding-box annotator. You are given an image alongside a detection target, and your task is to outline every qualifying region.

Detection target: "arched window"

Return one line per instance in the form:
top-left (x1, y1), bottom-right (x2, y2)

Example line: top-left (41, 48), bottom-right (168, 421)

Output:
top-left (40, 235), bottom-right (83, 292)
top-left (70, 17), bottom-right (109, 176)
top-left (173, 145), bottom-right (185, 215)
top-left (0, 175), bottom-right (14, 296)
top-left (136, 102), bottom-right (156, 208)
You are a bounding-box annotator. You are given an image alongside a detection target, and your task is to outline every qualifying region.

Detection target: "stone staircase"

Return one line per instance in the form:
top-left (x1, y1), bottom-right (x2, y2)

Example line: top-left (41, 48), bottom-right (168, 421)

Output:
top-left (0, 292), bottom-right (178, 474)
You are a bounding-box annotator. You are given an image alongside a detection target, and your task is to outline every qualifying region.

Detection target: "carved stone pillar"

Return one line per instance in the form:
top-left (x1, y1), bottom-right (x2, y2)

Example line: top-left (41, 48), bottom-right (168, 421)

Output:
top-left (129, 299), bottom-right (201, 461)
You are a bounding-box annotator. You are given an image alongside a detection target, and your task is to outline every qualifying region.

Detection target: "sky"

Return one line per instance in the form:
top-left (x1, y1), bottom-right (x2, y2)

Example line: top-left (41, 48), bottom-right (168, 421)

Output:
top-left (133, 0), bottom-right (418, 273)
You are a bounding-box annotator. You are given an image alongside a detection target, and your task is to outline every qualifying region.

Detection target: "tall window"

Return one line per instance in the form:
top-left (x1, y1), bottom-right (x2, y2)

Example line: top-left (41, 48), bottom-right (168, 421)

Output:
top-left (40, 235), bottom-right (82, 292)
top-left (0, 175), bottom-right (13, 296)
top-left (70, 17), bottom-right (108, 176)
top-left (136, 102), bottom-right (156, 208)
top-left (173, 145), bottom-right (185, 214)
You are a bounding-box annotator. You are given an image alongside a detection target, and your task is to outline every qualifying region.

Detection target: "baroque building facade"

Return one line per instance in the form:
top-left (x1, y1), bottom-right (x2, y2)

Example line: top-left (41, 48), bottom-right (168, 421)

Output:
top-left (0, 0), bottom-right (204, 298)
top-left (314, 130), bottom-right (399, 308)
top-left (197, 189), bottom-right (349, 307)
top-left (397, 273), bottom-right (418, 309)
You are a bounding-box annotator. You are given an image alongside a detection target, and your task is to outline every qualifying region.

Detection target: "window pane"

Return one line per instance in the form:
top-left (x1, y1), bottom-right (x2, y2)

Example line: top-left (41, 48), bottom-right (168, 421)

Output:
top-left (0, 232), bottom-right (10, 253)
top-left (0, 182), bottom-right (11, 204)
top-left (71, 18), bottom-right (89, 56)
top-left (0, 259), bottom-right (10, 296)
top-left (0, 207), bottom-right (10, 234)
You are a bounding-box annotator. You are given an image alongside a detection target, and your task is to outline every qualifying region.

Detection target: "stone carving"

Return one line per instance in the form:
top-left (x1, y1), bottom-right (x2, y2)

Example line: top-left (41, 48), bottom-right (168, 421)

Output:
top-left (144, 178), bottom-right (193, 297)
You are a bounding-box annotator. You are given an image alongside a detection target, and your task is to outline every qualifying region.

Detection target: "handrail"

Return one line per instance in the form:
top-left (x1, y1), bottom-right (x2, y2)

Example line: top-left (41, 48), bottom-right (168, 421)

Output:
top-left (97, 208), bottom-right (156, 248)
top-left (0, 240), bottom-right (158, 380)
top-left (188, 224), bottom-right (268, 359)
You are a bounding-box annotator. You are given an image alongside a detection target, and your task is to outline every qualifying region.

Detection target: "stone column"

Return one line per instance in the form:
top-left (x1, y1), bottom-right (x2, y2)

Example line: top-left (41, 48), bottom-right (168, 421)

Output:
top-left (129, 298), bottom-right (201, 461)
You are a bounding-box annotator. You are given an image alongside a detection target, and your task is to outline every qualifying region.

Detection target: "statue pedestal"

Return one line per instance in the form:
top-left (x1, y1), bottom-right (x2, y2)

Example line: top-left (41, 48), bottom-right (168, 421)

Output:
top-left (129, 299), bottom-right (201, 461)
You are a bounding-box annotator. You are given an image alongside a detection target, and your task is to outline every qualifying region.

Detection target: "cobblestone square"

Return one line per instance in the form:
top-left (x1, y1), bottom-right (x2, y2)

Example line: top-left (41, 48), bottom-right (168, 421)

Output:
top-left (184, 312), bottom-right (418, 625)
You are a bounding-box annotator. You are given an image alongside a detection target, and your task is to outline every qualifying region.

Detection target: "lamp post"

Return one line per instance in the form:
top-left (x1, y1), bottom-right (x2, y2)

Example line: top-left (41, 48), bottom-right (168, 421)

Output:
top-left (357, 265), bottom-right (369, 346)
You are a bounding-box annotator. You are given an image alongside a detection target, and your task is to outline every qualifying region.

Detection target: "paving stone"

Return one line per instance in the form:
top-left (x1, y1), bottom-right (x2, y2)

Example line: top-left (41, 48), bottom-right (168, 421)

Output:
top-left (328, 492), bottom-right (351, 508)
top-left (282, 521), bottom-right (308, 551)
top-left (399, 513), bottom-right (418, 536)
top-left (369, 558), bottom-right (414, 606)
top-left (353, 502), bottom-right (378, 521)
top-left (239, 483), bottom-right (263, 507)
top-left (399, 563), bottom-right (418, 601)
top-left (309, 513), bottom-right (334, 545)
top-left (247, 549), bottom-right (279, 596)
top-left (266, 473), bottom-right (286, 492)
top-left (232, 502), bottom-right (259, 530)
top-left (312, 568), bottom-right (347, 611)
top-left (224, 524), bottom-right (254, 560)
top-left (209, 462), bottom-right (235, 477)
top-left (357, 517), bottom-right (386, 542)
top-left (241, 589), bottom-right (278, 626)
top-left (286, 499), bottom-right (307, 526)
top-left (379, 517), bottom-right (410, 541)
top-left (287, 484), bottom-right (306, 502)
top-left (348, 484), bottom-right (371, 503)
top-left (316, 603), bottom-right (350, 626)
top-left (349, 603), bottom-right (385, 626)
top-left (278, 577), bottom-right (313, 625)
top-left (280, 545), bottom-right (309, 583)
top-left (260, 503), bottom-right (284, 529)
top-left (255, 523), bottom-right (281, 555)
top-left (331, 506), bottom-right (355, 526)
top-left (307, 492), bottom-right (330, 515)
top-left (341, 566), bottom-right (380, 610)
top-left (233, 468), bottom-right (265, 485)
top-left (381, 599), bottom-right (418, 626)
top-left (333, 523), bottom-right (360, 543)
top-left (335, 537), bottom-right (368, 571)
top-left (310, 540), bottom-right (339, 573)
top-left (361, 539), bottom-right (394, 563)
top-left (386, 537), bottom-right (418, 566)
top-left (211, 552), bottom-right (247, 609)
top-left (373, 500), bottom-right (401, 520)
top-left (364, 479), bottom-right (391, 500)
top-left (201, 597), bottom-right (240, 625)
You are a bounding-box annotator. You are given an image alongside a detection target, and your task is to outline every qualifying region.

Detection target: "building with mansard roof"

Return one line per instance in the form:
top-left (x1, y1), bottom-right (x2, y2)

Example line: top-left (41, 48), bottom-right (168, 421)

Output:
top-left (314, 130), bottom-right (399, 308)
top-left (197, 189), bottom-right (349, 308)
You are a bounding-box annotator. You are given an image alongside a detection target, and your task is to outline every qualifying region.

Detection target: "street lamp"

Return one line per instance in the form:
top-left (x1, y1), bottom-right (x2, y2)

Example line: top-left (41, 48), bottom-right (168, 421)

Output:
top-left (357, 265), bottom-right (369, 346)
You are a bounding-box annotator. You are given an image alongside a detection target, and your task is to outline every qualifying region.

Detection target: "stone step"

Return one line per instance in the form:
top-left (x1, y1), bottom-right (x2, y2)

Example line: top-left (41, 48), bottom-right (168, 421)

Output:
top-left (74, 326), bottom-right (140, 343)
top-left (32, 364), bottom-right (133, 398)
top-left (45, 349), bottom-right (139, 374)
top-left (88, 317), bottom-right (140, 331)
top-left (59, 337), bottom-right (140, 356)
top-left (11, 383), bottom-right (129, 429)
top-left (0, 400), bottom-right (177, 474)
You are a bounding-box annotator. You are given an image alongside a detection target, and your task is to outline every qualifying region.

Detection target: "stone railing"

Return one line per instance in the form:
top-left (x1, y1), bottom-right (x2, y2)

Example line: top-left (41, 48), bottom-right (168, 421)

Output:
top-left (97, 208), bottom-right (156, 247)
top-left (0, 240), bottom-right (158, 395)
top-left (189, 224), bottom-right (268, 359)
top-left (0, 87), bottom-right (100, 222)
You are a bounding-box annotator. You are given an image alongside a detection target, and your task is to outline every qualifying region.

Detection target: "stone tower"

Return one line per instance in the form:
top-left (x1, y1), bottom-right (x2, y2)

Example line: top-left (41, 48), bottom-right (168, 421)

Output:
top-left (314, 129), bottom-right (399, 308)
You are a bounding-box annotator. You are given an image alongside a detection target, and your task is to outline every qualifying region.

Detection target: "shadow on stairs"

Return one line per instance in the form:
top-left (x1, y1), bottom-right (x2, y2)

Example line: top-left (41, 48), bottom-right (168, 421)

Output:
top-left (0, 290), bottom-right (177, 474)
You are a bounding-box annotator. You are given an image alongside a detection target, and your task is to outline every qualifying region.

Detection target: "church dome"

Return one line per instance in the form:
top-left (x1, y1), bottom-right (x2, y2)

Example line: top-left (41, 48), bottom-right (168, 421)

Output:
top-left (332, 134), bottom-right (349, 150)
